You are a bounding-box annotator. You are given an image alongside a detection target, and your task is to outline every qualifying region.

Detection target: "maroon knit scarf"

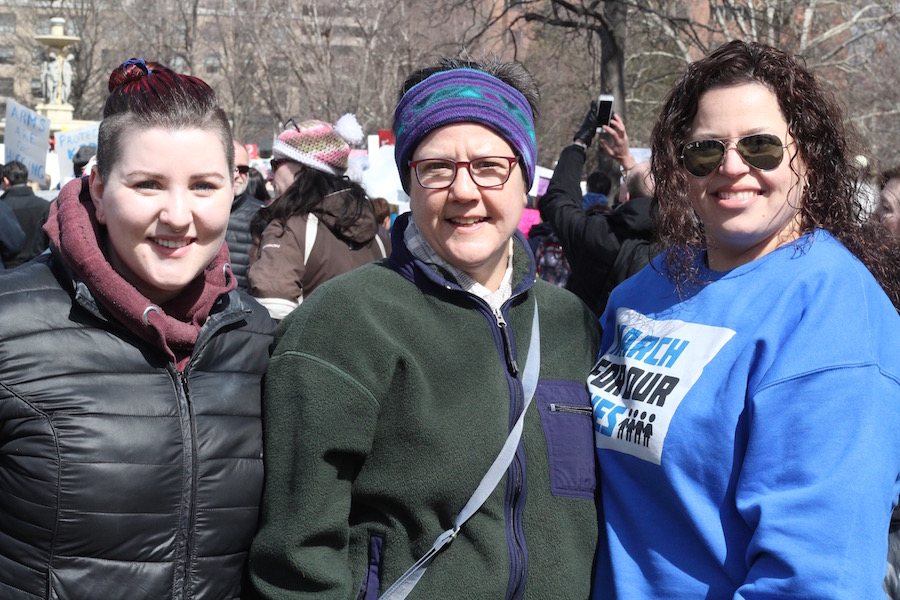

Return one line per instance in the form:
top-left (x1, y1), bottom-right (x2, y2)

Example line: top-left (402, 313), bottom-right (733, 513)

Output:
top-left (44, 178), bottom-right (236, 370)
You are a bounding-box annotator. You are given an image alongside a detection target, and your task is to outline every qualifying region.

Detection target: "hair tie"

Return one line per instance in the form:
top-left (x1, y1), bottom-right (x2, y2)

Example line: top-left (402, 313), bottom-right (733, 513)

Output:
top-left (122, 58), bottom-right (149, 75)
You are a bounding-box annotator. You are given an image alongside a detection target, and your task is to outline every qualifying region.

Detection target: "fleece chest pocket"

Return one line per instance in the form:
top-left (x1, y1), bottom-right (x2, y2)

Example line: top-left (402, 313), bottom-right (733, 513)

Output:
top-left (535, 380), bottom-right (597, 499)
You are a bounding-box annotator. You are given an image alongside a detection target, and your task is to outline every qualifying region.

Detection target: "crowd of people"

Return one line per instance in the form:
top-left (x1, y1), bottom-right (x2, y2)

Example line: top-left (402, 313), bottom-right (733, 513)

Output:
top-left (0, 38), bottom-right (899, 600)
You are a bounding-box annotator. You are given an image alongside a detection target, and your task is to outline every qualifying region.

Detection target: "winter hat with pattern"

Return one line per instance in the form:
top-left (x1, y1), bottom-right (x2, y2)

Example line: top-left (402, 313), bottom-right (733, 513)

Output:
top-left (272, 114), bottom-right (363, 176)
top-left (393, 68), bottom-right (536, 191)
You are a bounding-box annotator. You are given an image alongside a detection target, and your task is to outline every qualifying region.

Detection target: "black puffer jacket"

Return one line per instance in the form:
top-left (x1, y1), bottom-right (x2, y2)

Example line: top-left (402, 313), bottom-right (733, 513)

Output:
top-left (0, 253), bottom-right (275, 599)
top-left (225, 193), bottom-right (266, 289)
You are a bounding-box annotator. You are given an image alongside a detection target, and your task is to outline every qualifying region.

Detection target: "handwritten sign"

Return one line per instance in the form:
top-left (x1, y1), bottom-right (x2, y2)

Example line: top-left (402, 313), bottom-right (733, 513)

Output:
top-left (55, 123), bottom-right (99, 180)
top-left (4, 100), bottom-right (50, 183)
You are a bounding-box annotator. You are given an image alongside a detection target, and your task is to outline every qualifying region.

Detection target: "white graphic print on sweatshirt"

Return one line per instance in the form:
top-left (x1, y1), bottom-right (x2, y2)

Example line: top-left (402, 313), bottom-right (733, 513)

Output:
top-left (588, 308), bottom-right (735, 465)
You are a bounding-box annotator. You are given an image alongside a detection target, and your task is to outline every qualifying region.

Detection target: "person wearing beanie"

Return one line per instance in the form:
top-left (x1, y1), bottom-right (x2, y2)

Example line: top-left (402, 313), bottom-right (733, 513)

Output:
top-left (72, 144), bottom-right (97, 178)
top-left (250, 58), bottom-right (599, 599)
top-left (247, 114), bottom-right (390, 320)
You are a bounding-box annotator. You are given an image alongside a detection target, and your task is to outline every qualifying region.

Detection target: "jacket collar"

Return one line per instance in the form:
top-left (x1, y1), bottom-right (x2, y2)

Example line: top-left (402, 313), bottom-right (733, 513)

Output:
top-left (386, 212), bottom-right (537, 298)
top-left (2, 185), bottom-right (38, 199)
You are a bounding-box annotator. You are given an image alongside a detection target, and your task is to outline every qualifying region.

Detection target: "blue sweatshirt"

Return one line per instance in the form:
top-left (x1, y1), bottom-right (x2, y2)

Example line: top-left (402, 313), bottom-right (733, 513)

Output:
top-left (589, 230), bottom-right (900, 598)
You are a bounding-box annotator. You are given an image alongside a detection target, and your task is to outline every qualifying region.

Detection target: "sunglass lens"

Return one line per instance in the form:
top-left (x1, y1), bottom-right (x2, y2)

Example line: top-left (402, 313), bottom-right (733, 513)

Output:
top-left (683, 140), bottom-right (726, 177)
top-left (683, 134), bottom-right (786, 176)
top-left (736, 134), bottom-right (784, 170)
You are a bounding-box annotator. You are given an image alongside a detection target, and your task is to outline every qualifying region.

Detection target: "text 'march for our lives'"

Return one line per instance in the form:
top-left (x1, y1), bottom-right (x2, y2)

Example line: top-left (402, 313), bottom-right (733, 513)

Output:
top-left (588, 308), bottom-right (735, 465)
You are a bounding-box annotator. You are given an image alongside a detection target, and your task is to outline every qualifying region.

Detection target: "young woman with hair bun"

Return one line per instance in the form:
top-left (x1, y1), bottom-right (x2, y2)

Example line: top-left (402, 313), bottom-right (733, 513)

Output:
top-left (0, 58), bottom-right (275, 599)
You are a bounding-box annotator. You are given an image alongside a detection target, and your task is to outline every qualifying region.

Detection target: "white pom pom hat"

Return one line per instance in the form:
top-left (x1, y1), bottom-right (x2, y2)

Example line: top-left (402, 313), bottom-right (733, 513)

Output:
top-left (272, 113), bottom-right (364, 176)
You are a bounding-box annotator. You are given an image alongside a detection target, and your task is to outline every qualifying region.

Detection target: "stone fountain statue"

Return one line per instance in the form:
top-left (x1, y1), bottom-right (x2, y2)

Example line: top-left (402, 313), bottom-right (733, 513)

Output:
top-left (33, 17), bottom-right (79, 120)
top-left (40, 51), bottom-right (60, 103)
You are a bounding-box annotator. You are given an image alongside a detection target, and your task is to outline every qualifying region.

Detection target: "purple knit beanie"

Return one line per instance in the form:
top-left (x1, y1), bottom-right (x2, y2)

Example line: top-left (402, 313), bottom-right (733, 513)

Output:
top-left (393, 68), bottom-right (537, 190)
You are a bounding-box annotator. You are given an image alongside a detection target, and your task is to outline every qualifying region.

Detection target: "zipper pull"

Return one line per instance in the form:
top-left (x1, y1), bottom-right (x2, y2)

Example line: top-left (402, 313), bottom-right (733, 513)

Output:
top-left (179, 371), bottom-right (191, 402)
top-left (494, 308), bottom-right (519, 376)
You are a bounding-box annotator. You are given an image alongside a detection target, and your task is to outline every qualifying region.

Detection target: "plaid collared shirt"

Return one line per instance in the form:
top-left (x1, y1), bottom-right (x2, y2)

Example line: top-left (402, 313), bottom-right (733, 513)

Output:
top-left (403, 218), bottom-right (514, 314)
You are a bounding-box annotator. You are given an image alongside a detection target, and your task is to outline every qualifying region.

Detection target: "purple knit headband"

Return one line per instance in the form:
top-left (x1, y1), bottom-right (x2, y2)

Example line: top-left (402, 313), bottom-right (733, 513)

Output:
top-left (393, 68), bottom-right (537, 189)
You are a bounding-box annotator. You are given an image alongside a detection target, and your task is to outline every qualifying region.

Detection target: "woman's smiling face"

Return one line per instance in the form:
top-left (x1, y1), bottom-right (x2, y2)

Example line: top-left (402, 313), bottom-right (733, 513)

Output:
top-left (89, 126), bottom-right (232, 304)
top-left (409, 122), bottom-right (527, 291)
top-left (686, 83), bottom-right (806, 271)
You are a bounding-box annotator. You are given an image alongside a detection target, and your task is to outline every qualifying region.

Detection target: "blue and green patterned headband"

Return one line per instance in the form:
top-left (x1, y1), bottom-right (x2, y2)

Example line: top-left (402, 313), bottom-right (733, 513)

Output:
top-left (393, 68), bottom-right (537, 189)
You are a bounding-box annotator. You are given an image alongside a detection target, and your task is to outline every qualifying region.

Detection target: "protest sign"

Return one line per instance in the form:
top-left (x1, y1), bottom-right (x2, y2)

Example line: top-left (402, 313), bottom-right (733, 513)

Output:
top-left (55, 123), bottom-right (99, 181)
top-left (4, 100), bottom-right (51, 183)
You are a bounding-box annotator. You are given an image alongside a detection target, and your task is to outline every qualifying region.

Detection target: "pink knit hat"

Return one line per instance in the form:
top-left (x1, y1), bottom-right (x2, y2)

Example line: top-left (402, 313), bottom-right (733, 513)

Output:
top-left (271, 114), bottom-right (363, 176)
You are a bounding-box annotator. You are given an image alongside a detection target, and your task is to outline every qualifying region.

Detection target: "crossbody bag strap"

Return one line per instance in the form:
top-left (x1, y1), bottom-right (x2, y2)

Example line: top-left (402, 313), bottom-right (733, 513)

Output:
top-left (304, 213), bottom-right (318, 267)
top-left (374, 232), bottom-right (387, 258)
top-left (297, 213), bottom-right (319, 305)
top-left (379, 301), bottom-right (541, 600)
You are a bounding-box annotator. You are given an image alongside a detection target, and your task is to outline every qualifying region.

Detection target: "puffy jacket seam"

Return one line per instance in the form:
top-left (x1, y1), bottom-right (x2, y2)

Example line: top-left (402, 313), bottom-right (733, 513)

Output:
top-left (1, 579), bottom-right (44, 599)
top-left (0, 381), bottom-right (62, 597)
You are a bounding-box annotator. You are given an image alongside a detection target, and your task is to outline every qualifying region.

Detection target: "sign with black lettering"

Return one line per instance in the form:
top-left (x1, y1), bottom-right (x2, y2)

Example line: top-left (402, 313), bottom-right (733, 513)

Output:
top-left (588, 308), bottom-right (735, 464)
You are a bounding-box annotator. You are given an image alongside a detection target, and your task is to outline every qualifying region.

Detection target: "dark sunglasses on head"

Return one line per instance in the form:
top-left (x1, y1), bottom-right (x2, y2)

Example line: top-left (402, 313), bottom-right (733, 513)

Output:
top-left (233, 165), bottom-right (250, 175)
top-left (680, 134), bottom-right (792, 177)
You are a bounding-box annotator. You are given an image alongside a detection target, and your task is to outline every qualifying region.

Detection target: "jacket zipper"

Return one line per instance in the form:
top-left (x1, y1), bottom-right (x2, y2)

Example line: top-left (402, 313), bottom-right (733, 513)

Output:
top-left (550, 403), bottom-right (593, 416)
top-left (177, 369), bottom-right (198, 599)
top-left (493, 305), bottom-right (528, 599)
top-left (172, 305), bottom-right (247, 599)
top-left (493, 307), bottom-right (519, 377)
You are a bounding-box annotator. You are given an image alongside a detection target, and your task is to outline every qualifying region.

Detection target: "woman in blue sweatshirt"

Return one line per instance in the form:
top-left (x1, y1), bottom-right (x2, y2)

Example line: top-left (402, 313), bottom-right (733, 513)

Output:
top-left (590, 40), bottom-right (900, 598)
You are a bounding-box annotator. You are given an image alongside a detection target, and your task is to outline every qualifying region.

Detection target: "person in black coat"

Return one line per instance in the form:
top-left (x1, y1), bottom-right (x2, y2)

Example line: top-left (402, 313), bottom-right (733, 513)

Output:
top-left (1, 160), bottom-right (50, 267)
top-left (0, 197), bottom-right (24, 268)
top-left (538, 106), bottom-right (653, 316)
top-left (0, 58), bottom-right (274, 600)
top-left (225, 140), bottom-right (266, 290)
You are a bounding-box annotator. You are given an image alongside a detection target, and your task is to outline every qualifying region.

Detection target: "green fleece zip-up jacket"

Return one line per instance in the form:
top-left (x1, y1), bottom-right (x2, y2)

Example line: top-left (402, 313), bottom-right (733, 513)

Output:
top-left (249, 214), bottom-right (600, 599)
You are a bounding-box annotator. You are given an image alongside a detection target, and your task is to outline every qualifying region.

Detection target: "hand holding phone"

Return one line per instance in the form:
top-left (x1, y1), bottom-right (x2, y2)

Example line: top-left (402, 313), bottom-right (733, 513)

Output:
top-left (596, 94), bottom-right (614, 129)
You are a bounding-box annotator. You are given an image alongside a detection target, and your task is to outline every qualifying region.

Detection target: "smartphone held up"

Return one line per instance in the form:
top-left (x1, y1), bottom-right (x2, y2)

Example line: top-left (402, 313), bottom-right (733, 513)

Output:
top-left (596, 94), bottom-right (614, 130)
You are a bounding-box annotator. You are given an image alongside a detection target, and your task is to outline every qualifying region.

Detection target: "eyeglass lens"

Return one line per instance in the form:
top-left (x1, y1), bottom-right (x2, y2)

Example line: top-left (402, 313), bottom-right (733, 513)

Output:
top-left (682, 134), bottom-right (786, 177)
top-left (413, 157), bottom-right (515, 189)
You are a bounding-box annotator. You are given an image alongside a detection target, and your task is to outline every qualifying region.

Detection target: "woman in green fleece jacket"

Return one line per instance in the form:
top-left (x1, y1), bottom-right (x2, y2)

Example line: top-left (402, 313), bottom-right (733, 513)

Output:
top-left (249, 57), bottom-right (600, 600)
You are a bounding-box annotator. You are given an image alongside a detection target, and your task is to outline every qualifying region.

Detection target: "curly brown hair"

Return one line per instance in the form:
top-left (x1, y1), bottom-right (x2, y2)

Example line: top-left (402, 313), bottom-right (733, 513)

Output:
top-left (650, 39), bottom-right (900, 308)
